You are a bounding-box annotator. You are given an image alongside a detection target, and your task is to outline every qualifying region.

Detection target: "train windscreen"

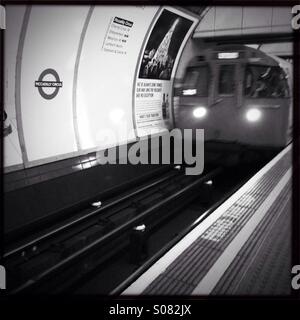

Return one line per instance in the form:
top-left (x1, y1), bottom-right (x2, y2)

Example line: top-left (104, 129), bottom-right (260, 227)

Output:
top-left (218, 65), bottom-right (235, 95)
top-left (182, 65), bottom-right (209, 96)
top-left (244, 65), bottom-right (289, 98)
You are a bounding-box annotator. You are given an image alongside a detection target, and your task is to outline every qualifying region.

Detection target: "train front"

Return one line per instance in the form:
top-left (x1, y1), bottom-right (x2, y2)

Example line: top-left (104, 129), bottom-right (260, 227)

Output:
top-left (174, 46), bottom-right (292, 153)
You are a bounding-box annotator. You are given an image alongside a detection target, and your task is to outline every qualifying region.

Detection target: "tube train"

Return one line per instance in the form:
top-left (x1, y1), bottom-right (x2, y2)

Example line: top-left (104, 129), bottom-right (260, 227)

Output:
top-left (174, 45), bottom-right (293, 152)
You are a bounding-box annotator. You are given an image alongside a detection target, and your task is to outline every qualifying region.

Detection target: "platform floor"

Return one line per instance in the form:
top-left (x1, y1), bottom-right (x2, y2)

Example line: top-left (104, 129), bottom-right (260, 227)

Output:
top-left (123, 144), bottom-right (292, 296)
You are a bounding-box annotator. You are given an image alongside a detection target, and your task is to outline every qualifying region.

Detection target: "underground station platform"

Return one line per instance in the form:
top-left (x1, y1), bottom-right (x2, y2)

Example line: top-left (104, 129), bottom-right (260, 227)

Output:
top-left (2, 5), bottom-right (298, 301)
top-left (122, 144), bottom-right (292, 296)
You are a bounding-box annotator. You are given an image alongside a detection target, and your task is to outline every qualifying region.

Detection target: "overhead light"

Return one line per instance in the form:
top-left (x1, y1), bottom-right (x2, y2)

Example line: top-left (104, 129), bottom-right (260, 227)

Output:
top-left (246, 108), bottom-right (262, 122)
top-left (182, 89), bottom-right (197, 96)
top-left (193, 107), bottom-right (207, 118)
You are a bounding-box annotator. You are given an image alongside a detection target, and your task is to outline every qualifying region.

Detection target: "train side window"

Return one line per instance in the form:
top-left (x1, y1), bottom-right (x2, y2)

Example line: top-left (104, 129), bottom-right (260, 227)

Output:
top-left (182, 65), bottom-right (209, 96)
top-left (244, 65), bottom-right (289, 98)
top-left (218, 65), bottom-right (235, 95)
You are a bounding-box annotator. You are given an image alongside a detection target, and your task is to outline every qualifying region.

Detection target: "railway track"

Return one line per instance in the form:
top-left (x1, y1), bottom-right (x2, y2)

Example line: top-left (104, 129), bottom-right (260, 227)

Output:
top-left (4, 158), bottom-right (269, 294)
top-left (5, 165), bottom-right (219, 293)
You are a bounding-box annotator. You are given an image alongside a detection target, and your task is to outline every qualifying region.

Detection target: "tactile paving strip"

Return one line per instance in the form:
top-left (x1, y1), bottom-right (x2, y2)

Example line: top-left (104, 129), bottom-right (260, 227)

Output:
top-left (143, 149), bottom-right (291, 295)
top-left (212, 182), bottom-right (291, 295)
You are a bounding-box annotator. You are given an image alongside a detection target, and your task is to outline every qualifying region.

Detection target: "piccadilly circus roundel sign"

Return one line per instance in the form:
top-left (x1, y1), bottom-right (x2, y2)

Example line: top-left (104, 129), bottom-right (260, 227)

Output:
top-left (35, 69), bottom-right (63, 100)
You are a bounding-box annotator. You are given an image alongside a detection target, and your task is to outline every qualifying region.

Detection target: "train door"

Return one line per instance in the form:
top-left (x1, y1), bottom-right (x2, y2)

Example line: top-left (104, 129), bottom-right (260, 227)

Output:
top-left (210, 62), bottom-right (239, 142)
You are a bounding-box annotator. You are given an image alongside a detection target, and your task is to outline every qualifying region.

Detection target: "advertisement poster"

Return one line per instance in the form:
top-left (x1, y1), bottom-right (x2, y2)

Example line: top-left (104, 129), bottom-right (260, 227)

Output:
top-left (134, 7), bottom-right (199, 137)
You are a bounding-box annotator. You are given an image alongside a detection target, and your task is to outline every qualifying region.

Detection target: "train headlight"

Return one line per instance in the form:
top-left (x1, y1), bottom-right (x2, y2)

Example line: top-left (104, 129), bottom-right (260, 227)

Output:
top-left (193, 107), bottom-right (207, 118)
top-left (246, 108), bottom-right (262, 122)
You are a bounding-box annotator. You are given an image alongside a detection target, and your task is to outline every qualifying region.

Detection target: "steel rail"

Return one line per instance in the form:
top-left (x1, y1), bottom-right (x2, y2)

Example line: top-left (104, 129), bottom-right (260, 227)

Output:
top-left (5, 169), bottom-right (180, 259)
top-left (12, 168), bottom-right (222, 294)
top-left (110, 172), bottom-right (255, 296)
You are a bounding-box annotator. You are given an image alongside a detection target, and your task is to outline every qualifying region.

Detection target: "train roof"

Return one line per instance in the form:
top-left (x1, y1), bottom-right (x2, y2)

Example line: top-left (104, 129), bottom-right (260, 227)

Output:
top-left (189, 44), bottom-right (279, 67)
